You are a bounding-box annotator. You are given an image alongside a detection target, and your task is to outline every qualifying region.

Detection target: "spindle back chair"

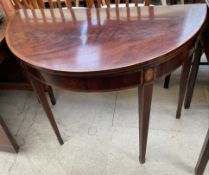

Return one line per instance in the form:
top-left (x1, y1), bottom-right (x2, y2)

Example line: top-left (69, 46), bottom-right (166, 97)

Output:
top-left (11, 0), bottom-right (73, 8)
top-left (89, 0), bottom-right (151, 8)
top-left (10, 0), bottom-right (152, 9)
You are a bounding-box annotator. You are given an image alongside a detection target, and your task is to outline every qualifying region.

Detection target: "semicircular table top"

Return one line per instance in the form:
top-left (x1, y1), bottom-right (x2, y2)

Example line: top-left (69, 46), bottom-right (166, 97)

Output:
top-left (6, 4), bottom-right (207, 74)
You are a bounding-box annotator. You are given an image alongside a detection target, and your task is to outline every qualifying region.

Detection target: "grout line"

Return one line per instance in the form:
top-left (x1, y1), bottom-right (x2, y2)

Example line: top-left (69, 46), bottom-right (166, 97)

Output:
top-left (111, 92), bottom-right (118, 127)
top-left (7, 155), bottom-right (17, 175)
top-left (14, 94), bottom-right (28, 136)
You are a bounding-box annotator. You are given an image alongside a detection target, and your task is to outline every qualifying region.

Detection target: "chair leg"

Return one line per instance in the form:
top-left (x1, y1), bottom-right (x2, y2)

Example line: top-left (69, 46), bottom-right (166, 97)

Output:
top-left (47, 86), bottom-right (56, 105)
top-left (184, 42), bottom-right (202, 109)
top-left (30, 76), bottom-right (64, 145)
top-left (195, 129), bottom-right (209, 175)
top-left (176, 56), bottom-right (192, 119)
top-left (164, 74), bottom-right (171, 89)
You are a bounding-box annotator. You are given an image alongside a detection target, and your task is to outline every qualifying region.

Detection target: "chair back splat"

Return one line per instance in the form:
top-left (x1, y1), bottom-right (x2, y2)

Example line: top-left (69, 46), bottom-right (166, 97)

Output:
top-left (11, 0), bottom-right (73, 9)
top-left (10, 0), bottom-right (151, 8)
top-left (91, 0), bottom-right (150, 8)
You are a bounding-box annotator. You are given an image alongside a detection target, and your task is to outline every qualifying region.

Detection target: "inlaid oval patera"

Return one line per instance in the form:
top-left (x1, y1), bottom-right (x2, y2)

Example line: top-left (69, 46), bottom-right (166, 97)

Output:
top-left (144, 68), bottom-right (154, 82)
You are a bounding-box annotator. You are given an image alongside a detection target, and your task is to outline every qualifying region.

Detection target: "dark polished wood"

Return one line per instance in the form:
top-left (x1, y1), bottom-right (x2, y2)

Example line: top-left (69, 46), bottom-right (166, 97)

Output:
top-left (28, 70), bottom-right (64, 145)
top-left (21, 61), bottom-right (63, 144)
top-left (138, 82), bottom-right (153, 163)
top-left (5, 5), bottom-right (207, 163)
top-left (6, 6), bottom-right (206, 76)
top-left (176, 51), bottom-right (192, 119)
top-left (195, 129), bottom-right (209, 175)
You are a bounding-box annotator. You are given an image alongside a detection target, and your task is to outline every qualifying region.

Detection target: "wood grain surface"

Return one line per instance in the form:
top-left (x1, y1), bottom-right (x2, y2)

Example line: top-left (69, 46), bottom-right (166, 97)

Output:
top-left (6, 5), bottom-right (207, 76)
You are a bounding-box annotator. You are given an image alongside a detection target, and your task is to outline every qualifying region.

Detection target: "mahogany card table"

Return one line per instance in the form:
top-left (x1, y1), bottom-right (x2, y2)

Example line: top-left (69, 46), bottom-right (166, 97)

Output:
top-left (5, 4), bottom-right (207, 163)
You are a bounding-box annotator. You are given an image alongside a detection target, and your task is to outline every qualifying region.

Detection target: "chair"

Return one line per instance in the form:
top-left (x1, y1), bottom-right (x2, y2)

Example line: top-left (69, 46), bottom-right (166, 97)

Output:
top-left (11, 0), bottom-right (70, 8)
top-left (191, 34), bottom-right (209, 174)
top-left (195, 129), bottom-right (209, 175)
top-left (10, 0), bottom-right (152, 8)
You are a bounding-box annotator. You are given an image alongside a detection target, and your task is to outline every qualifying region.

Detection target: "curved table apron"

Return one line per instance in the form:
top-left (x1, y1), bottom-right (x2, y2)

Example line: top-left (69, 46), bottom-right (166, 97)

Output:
top-left (6, 5), bottom-right (207, 163)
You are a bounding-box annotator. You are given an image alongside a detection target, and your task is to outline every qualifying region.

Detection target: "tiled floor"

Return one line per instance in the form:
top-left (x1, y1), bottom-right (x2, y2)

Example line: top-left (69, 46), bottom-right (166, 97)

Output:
top-left (0, 57), bottom-right (208, 175)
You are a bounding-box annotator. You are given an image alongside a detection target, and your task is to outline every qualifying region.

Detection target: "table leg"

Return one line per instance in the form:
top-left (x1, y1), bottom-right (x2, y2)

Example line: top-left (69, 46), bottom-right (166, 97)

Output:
top-left (176, 56), bottom-right (192, 119)
top-left (138, 82), bottom-right (153, 163)
top-left (29, 76), bottom-right (64, 145)
top-left (195, 129), bottom-right (209, 175)
top-left (184, 42), bottom-right (202, 109)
